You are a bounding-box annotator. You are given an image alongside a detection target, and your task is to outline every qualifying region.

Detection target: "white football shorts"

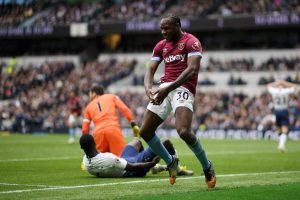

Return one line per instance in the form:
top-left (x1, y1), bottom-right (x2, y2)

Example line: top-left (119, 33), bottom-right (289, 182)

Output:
top-left (147, 82), bottom-right (194, 120)
top-left (68, 114), bottom-right (82, 126)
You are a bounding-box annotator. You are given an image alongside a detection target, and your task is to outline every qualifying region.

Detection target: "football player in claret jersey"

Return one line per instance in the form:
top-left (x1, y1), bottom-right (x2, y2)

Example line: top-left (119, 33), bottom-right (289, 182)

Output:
top-left (139, 13), bottom-right (216, 187)
top-left (267, 80), bottom-right (297, 152)
top-left (67, 89), bottom-right (82, 144)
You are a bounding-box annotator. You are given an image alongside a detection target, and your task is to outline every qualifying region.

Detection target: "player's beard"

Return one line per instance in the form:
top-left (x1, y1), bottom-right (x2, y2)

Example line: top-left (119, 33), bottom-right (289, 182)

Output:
top-left (163, 34), bottom-right (173, 41)
top-left (163, 31), bottom-right (180, 42)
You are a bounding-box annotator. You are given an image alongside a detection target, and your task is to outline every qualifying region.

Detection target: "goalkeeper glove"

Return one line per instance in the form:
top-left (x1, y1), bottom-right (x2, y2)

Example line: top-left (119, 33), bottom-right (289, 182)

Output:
top-left (131, 121), bottom-right (140, 137)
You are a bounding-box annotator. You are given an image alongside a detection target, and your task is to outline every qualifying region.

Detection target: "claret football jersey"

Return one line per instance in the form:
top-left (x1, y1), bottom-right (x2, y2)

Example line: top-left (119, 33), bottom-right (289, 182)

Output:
top-left (151, 32), bottom-right (202, 95)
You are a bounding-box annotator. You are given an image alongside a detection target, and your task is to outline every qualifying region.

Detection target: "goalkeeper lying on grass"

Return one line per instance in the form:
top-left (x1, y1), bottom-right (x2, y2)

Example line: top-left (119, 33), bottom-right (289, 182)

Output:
top-left (80, 134), bottom-right (193, 178)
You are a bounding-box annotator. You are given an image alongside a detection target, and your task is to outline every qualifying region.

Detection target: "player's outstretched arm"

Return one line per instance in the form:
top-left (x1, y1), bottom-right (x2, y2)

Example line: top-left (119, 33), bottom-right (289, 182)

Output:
top-left (268, 80), bottom-right (281, 88)
top-left (268, 80), bottom-right (297, 88)
top-left (280, 80), bottom-right (297, 88)
top-left (125, 156), bottom-right (160, 172)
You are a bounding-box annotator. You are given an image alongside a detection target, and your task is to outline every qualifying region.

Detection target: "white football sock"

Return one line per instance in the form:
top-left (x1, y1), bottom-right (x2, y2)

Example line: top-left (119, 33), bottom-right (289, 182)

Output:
top-left (278, 134), bottom-right (287, 149)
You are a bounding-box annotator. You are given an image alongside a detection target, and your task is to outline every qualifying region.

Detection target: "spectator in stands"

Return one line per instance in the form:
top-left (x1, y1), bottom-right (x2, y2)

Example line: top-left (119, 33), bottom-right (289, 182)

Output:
top-left (0, 0), bottom-right (48, 26)
top-left (3, 54), bottom-right (299, 136)
top-left (228, 74), bottom-right (247, 85)
top-left (3, 0), bottom-right (300, 27)
top-left (1, 58), bottom-right (136, 134)
top-left (198, 75), bottom-right (215, 85)
top-left (203, 57), bottom-right (255, 72)
top-left (258, 75), bottom-right (275, 85)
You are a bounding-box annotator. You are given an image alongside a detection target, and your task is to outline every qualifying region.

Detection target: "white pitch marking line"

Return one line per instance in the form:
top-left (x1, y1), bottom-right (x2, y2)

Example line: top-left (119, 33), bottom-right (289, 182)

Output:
top-left (1, 171), bottom-right (300, 194)
top-left (0, 156), bottom-right (80, 162)
top-left (0, 183), bottom-right (55, 188)
top-left (181, 150), bottom-right (300, 156)
top-left (2, 150), bottom-right (300, 162)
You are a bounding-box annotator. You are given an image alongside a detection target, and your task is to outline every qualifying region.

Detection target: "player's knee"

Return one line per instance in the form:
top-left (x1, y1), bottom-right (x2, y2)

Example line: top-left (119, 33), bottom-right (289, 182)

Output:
top-left (139, 127), bottom-right (153, 141)
top-left (281, 126), bottom-right (289, 134)
top-left (177, 127), bottom-right (191, 140)
top-left (134, 138), bottom-right (143, 147)
top-left (128, 138), bottom-right (143, 151)
top-left (139, 128), bottom-right (146, 138)
top-left (162, 139), bottom-right (176, 155)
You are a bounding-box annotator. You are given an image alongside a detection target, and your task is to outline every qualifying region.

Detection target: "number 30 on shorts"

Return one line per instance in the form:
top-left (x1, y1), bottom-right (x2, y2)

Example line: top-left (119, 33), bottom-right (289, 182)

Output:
top-left (176, 91), bottom-right (189, 100)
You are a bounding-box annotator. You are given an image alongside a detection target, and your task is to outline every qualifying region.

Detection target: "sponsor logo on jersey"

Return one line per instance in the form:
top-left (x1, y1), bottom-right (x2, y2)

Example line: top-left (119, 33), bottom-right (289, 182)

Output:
top-left (178, 43), bottom-right (185, 50)
top-left (164, 54), bottom-right (185, 63)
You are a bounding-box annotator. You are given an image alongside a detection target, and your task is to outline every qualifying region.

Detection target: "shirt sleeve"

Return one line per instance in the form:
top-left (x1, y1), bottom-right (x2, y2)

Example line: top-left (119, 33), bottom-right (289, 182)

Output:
top-left (114, 157), bottom-right (127, 170)
top-left (81, 107), bottom-right (91, 134)
top-left (114, 95), bottom-right (134, 122)
top-left (268, 86), bottom-right (280, 95)
top-left (283, 87), bottom-right (295, 94)
top-left (151, 41), bottom-right (163, 62)
top-left (186, 37), bottom-right (202, 58)
top-left (86, 153), bottom-right (128, 177)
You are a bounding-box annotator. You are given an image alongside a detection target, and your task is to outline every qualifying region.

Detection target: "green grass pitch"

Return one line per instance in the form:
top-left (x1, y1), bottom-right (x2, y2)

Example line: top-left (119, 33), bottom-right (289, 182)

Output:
top-left (0, 134), bottom-right (300, 200)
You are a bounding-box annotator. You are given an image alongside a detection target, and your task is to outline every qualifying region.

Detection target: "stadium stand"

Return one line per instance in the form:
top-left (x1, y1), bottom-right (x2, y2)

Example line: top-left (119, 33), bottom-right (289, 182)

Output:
top-left (1, 51), bottom-right (299, 134)
top-left (0, 57), bottom-right (137, 133)
top-left (3, 0), bottom-right (299, 26)
top-left (0, 0), bottom-right (299, 139)
top-left (115, 90), bottom-right (300, 132)
top-left (0, 0), bottom-right (49, 26)
top-left (31, 1), bottom-right (111, 26)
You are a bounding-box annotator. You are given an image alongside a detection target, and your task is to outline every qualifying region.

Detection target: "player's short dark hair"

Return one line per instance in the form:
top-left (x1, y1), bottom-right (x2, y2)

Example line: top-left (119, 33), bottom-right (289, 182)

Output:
top-left (80, 134), bottom-right (96, 157)
top-left (90, 84), bottom-right (104, 95)
top-left (162, 13), bottom-right (181, 27)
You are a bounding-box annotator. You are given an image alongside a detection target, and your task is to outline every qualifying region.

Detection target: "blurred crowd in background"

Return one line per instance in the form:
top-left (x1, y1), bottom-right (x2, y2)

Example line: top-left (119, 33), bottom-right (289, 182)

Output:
top-left (1, 55), bottom-right (299, 134)
top-left (0, 58), bottom-right (136, 133)
top-left (0, 0), bottom-right (299, 135)
top-left (117, 90), bottom-right (300, 132)
top-left (1, 0), bottom-right (300, 26)
top-left (203, 57), bottom-right (300, 72)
